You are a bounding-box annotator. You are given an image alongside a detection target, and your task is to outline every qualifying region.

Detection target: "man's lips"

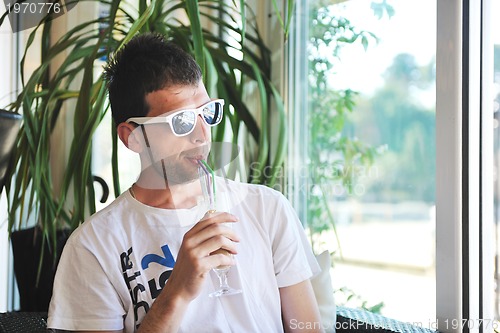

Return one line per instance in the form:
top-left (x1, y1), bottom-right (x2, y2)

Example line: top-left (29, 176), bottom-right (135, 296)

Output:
top-left (185, 155), bottom-right (206, 165)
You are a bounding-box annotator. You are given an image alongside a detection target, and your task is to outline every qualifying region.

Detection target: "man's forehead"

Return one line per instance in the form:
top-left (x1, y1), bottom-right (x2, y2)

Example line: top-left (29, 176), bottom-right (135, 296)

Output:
top-left (145, 84), bottom-right (207, 115)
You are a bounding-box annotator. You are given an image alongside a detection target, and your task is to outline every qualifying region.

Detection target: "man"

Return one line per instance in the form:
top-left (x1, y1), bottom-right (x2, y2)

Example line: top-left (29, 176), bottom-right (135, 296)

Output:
top-left (48, 32), bottom-right (323, 332)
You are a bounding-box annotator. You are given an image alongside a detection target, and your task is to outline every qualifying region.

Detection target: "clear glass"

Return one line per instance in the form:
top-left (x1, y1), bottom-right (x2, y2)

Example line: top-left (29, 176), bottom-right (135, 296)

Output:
top-left (205, 194), bottom-right (242, 298)
top-left (305, 0), bottom-right (436, 322)
top-left (197, 165), bottom-right (242, 298)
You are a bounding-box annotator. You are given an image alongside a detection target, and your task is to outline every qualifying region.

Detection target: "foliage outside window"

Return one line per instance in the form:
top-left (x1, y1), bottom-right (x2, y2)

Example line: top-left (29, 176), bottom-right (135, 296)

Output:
top-left (305, 0), bottom-right (436, 315)
top-left (307, 0), bottom-right (381, 245)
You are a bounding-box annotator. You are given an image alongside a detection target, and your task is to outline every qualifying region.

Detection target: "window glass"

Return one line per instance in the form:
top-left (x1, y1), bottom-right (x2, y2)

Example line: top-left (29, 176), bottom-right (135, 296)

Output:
top-left (306, 0), bottom-right (436, 323)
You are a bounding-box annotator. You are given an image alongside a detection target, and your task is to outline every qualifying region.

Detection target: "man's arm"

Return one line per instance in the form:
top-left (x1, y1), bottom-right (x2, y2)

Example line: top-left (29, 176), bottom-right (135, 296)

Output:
top-left (280, 279), bottom-right (324, 333)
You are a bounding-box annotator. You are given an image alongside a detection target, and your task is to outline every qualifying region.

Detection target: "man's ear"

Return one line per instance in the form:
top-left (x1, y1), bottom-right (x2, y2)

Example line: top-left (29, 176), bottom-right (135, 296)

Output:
top-left (117, 122), bottom-right (143, 153)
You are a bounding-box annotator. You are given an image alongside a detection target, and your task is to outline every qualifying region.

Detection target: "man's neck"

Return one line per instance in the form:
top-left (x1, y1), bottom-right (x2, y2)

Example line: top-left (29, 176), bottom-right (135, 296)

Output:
top-left (131, 178), bottom-right (202, 209)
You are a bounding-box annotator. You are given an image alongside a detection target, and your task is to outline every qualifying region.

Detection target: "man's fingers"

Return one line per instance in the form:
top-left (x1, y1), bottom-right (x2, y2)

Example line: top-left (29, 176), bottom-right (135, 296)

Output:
top-left (204, 251), bottom-right (236, 270)
top-left (201, 233), bottom-right (239, 256)
top-left (176, 211), bottom-right (241, 274)
top-left (200, 211), bottom-right (239, 223)
top-left (185, 213), bottom-right (239, 243)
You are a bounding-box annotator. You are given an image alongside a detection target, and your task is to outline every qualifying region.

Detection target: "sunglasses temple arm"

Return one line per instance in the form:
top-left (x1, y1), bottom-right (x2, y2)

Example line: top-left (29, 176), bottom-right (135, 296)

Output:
top-left (140, 125), bottom-right (156, 164)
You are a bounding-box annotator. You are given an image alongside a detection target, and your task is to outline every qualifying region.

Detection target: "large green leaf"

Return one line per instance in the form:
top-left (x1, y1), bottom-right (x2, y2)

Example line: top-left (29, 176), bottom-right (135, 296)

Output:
top-left (185, 0), bottom-right (205, 75)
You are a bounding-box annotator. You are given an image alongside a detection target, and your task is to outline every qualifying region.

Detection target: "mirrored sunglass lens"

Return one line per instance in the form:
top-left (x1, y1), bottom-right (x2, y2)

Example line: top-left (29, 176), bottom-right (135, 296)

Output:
top-left (172, 111), bottom-right (196, 135)
top-left (203, 102), bottom-right (223, 125)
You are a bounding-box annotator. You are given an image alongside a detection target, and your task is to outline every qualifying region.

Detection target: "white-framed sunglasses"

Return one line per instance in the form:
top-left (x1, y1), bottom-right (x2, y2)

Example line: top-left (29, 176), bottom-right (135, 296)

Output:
top-left (126, 99), bottom-right (224, 136)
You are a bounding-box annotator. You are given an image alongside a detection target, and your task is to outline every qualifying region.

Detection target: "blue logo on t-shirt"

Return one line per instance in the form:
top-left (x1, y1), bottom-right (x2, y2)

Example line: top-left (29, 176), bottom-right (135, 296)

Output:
top-left (141, 244), bottom-right (176, 270)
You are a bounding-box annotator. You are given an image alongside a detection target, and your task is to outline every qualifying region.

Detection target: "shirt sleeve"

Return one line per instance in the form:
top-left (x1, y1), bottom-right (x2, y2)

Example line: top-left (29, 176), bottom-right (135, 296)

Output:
top-left (268, 190), bottom-right (321, 288)
top-left (47, 236), bottom-right (125, 331)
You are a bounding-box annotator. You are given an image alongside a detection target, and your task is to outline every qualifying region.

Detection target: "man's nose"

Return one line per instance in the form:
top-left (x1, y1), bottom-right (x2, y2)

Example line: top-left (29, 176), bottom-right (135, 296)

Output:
top-left (189, 114), bottom-right (211, 143)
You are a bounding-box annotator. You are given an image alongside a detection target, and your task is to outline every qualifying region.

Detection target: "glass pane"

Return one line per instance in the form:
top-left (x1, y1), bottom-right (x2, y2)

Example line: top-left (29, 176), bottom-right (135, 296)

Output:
top-left (307, 0), bottom-right (436, 323)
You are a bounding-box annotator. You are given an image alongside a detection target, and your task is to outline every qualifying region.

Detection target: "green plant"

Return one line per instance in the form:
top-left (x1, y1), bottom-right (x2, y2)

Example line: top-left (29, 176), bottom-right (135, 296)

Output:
top-left (0, 0), bottom-right (292, 248)
top-left (335, 287), bottom-right (384, 314)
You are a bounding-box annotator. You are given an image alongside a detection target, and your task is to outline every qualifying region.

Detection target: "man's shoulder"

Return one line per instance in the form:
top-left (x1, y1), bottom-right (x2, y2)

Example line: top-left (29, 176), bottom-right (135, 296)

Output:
top-left (68, 192), bottom-right (131, 242)
top-left (218, 177), bottom-right (286, 205)
top-left (218, 177), bottom-right (278, 192)
top-left (89, 191), bottom-right (131, 221)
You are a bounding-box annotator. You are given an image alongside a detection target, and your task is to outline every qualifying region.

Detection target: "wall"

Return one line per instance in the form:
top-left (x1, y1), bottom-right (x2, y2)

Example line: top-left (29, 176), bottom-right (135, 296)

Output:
top-left (0, 1), bottom-right (16, 311)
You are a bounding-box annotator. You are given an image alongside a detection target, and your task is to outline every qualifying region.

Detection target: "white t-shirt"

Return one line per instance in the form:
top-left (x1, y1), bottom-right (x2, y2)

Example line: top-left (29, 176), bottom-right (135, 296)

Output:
top-left (48, 178), bottom-right (320, 332)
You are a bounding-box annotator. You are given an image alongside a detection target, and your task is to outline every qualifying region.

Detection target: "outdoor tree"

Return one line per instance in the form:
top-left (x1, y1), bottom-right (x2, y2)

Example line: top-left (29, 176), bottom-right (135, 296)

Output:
top-left (348, 53), bottom-right (436, 203)
top-left (307, 0), bottom-right (384, 243)
top-left (306, 0), bottom-right (394, 313)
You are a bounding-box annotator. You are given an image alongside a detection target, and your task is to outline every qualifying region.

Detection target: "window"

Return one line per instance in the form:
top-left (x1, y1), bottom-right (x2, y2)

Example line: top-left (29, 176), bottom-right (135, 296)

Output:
top-left (290, 0), bottom-right (496, 330)
top-left (297, 0), bottom-right (436, 322)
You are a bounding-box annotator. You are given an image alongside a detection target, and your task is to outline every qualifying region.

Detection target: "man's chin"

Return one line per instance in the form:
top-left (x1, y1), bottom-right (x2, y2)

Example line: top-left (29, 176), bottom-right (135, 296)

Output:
top-left (167, 171), bottom-right (200, 187)
top-left (139, 161), bottom-right (199, 188)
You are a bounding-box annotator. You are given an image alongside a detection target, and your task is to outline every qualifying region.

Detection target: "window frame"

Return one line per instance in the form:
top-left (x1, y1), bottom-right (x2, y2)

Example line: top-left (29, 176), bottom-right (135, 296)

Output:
top-left (436, 1), bottom-right (495, 332)
top-left (284, 0), bottom-right (309, 222)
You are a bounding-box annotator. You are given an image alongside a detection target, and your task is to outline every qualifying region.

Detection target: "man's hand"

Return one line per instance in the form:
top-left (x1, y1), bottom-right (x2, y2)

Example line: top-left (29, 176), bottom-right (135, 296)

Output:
top-left (167, 211), bottom-right (239, 300)
top-left (137, 211), bottom-right (239, 332)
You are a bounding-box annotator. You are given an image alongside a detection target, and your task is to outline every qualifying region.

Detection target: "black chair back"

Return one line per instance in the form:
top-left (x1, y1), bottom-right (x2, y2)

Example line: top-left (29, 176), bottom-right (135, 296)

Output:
top-left (0, 109), bottom-right (22, 193)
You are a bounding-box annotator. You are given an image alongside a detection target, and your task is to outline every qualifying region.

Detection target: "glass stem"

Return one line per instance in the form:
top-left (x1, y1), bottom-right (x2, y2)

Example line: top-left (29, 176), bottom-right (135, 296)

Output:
top-left (216, 268), bottom-right (230, 291)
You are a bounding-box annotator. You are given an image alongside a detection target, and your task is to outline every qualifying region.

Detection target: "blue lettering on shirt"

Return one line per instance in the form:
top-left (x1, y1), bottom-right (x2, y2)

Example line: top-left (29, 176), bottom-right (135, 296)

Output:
top-left (141, 244), bottom-right (176, 269)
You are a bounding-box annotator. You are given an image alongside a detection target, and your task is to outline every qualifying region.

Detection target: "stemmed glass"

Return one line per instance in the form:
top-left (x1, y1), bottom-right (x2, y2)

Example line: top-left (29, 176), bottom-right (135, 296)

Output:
top-left (198, 160), bottom-right (242, 297)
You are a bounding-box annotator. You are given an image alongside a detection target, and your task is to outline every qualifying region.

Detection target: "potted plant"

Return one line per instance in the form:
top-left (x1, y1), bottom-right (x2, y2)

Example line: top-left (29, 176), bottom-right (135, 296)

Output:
top-left (0, 0), bottom-right (293, 311)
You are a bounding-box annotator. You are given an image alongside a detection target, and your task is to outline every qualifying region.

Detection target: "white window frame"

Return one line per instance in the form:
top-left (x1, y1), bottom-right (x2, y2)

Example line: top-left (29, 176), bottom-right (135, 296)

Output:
top-left (285, 0), bottom-right (309, 221)
top-left (436, 1), bottom-right (494, 332)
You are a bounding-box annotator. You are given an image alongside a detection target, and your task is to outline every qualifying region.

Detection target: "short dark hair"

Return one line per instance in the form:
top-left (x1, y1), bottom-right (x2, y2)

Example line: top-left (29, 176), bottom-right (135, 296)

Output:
top-left (103, 33), bottom-right (202, 126)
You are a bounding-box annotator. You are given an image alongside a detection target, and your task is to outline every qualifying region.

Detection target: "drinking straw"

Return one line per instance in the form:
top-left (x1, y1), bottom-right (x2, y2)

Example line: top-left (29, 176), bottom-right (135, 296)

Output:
top-left (198, 159), bottom-right (216, 210)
